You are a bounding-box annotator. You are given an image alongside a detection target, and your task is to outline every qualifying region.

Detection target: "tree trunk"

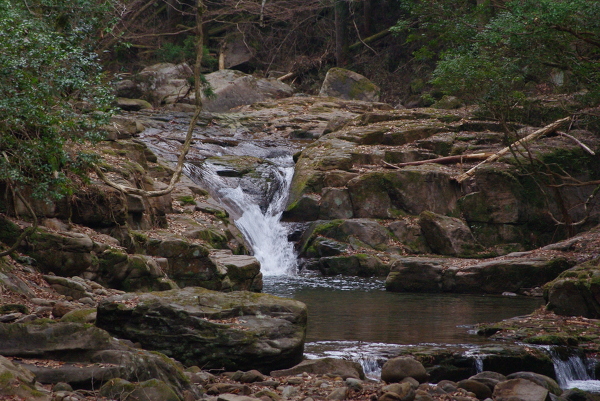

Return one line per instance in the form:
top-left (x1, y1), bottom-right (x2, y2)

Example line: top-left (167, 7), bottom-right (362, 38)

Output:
top-left (334, 0), bottom-right (350, 66)
top-left (363, 0), bottom-right (373, 36)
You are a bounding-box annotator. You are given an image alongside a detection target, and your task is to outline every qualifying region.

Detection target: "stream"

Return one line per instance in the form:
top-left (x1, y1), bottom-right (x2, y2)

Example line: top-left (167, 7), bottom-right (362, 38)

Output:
top-left (138, 111), bottom-right (599, 391)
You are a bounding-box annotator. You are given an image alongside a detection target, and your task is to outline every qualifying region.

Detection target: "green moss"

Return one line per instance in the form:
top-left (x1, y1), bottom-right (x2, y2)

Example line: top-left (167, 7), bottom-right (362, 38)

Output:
top-left (0, 304), bottom-right (29, 314)
top-left (524, 334), bottom-right (578, 346)
top-left (0, 371), bottom-right (14, 386)
top-left (178, 195), bottom-right (196, 205)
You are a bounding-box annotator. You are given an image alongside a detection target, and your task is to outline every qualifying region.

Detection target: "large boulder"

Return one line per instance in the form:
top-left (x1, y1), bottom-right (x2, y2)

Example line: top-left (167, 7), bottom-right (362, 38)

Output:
top-left (0, 322), bottom-right (191, 396)
top-left (544, 259), bottom-right (600, 318)
top-left (96, 287), bottom-right (307, 373)
top-left (381, 357), bottom-right (428, 383)
top-left (418, 211), bottom-right (481, 256)
top-left (319, 68), bottom-right (380, 102)
top-left (116, 63), bottom-right (193, 105)
top-left (203, 69), bottom-right (293, 112)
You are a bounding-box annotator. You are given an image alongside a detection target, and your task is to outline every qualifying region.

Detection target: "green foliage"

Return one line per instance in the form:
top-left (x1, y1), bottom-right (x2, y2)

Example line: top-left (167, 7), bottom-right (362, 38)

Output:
top-left (156, 38), bottom-right (218, 70)
top-left (428, 0), bottom-right (600, 120)
top-left (0, 0), bottom-right (115, 200)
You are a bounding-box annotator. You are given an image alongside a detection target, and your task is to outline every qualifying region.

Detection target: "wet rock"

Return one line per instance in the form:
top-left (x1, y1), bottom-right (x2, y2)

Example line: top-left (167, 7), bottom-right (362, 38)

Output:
top-left (96, 287), bottom-right (307, 373)
top-left (493, 378), bottom-right (550, 401)
top-left (381, 357), bottom-right (428, 384)
top-left (271, 358), bottom-right (365, 380)
top-left (319, 68), bottom-right (380, 102)
top-left (418, 211), bottom-right (481, 256)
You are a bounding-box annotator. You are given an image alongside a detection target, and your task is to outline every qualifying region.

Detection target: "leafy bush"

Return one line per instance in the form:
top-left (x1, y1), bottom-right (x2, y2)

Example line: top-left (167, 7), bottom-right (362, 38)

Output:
top-left (393, 0), bottom-right (600, 120)
top-left (0, 0), bottom-right (115, 201)
top-left (430, 0), bottom-right (600, 120)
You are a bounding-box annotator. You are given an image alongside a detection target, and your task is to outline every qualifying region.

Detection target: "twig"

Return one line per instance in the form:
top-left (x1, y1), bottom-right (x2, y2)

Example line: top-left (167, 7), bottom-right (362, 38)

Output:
top-left (383, 153), bottom-right (494, 169)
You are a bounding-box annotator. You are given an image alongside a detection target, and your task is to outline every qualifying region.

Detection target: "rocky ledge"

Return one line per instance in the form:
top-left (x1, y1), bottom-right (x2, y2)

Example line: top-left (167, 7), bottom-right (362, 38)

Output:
top-left (95, 287), bottom-right (307, 373)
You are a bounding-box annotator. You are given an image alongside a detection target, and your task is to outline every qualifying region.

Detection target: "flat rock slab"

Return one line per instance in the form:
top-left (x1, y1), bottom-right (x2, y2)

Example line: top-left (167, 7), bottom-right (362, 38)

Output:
top-left (96, 287), bottom-right (307, 373)
top-left (0, 322), bottom-right (190, 393)
top-left (385, 255), bottom-right (573, 294)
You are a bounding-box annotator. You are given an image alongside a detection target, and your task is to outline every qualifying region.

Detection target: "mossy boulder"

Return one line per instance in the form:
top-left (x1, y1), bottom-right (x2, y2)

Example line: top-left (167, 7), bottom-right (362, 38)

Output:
top-left (96, 287), bottom-right (307, 373)
top-left (96, 249), bottom-right (174, 292)
top-left (22, 228), bottom-right (97, 276)
top-left (544, 258), bottom-right (600, 318)
top-left (347, 166), bottom-right (461, 218)
top-left (319, 68), bottom-right (380, 102)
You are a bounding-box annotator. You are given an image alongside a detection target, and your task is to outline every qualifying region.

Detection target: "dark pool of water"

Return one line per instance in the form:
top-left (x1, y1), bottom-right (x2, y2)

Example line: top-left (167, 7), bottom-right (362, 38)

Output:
top-left (263, 275), bottom-right (544, 345)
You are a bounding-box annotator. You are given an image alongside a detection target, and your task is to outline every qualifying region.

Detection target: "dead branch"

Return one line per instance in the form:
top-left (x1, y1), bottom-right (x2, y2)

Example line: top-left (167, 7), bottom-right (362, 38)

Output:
top-left (557, 131), bottom-right (596, 155)
top-left (454, 117), bottom-right (572, 183)
top-left (383, 153), bottom-right (494, 169)
top-left (277, 72), bottom-right (295, 81)
top-left (348, 28), bottom-right (391, 51)
top-left (94, 0), bottom-right (205, 199)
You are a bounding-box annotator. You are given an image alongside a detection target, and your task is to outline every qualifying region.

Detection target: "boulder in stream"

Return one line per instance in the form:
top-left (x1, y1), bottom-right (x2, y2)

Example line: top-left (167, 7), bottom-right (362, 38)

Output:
top-left (96, 287), bottom-right (307, 373)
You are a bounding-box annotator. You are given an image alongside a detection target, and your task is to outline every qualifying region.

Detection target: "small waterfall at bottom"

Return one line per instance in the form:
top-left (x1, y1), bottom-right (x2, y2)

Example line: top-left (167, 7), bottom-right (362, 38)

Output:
top-left (187, 155), bottom-right (298, 276)
top-left (549, 347), bottom-right (600, 392)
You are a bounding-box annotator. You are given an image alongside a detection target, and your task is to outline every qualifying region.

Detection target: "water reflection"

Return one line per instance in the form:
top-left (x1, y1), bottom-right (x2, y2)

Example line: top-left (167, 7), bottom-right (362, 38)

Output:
top-left (263, 275), bottom-right (544, 345)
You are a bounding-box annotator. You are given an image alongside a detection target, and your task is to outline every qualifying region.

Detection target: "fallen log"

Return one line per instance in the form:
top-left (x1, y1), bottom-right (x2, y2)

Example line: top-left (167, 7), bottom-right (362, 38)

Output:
top-left (454, 117), bottom-right (572, 183)
top-left (348, 28), bottom-right (391, 51)
top-left (383, 153), bottom-right (494, 169)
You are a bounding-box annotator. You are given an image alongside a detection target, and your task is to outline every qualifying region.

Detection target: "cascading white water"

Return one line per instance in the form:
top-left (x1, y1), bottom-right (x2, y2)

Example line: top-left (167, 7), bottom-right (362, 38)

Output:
top-left (549, 348), bottom-right (600, 392)
top-left (191, 155), bottom-right (298, 276)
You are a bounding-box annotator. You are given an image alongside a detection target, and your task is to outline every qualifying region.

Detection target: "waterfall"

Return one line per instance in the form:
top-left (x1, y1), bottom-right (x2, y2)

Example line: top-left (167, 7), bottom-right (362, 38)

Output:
top-left (549, 348), bottom-right (600, 392)
top-left (188, 155), bottom-right (298, 276)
